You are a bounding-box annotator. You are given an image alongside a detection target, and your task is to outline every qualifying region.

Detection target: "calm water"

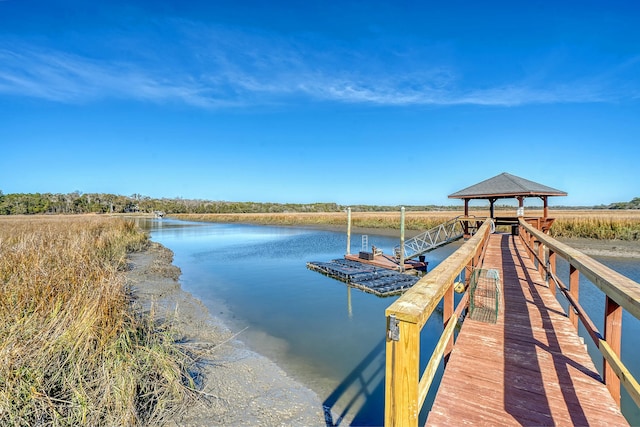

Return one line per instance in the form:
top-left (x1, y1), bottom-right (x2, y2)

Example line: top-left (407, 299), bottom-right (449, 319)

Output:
top-left (142, 218), bottom-right (640, 425)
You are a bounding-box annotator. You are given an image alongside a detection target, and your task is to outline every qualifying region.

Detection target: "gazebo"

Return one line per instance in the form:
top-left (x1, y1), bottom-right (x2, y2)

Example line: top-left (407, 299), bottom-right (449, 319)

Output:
top-left (448, 172), bottom-right (567, 232)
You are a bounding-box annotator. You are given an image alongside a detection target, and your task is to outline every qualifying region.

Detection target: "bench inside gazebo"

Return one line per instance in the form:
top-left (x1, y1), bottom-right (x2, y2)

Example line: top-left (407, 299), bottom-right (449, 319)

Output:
top-left (448, 172), bottom-right (567, 233)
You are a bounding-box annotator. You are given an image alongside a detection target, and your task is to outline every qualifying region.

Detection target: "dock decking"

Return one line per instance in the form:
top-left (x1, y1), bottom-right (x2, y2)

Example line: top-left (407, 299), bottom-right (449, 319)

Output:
top-left (343, 253), bottom-right (427, 271)
top-left (426, 233), bottom-right (628, 426)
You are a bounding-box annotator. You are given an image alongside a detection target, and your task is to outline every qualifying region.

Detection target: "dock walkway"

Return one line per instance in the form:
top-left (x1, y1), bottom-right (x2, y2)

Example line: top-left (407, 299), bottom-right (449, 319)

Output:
top-left (426, 233), bottom-right (628, 426)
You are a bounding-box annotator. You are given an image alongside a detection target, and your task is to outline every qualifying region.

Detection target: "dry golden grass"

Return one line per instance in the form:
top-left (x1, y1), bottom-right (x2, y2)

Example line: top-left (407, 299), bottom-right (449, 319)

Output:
top-left (0, 215), bottom-right (195, 426)
top-left (173, 209), bottom-right (640, 240)
top-left (548, 211), bottom-right (640, 240)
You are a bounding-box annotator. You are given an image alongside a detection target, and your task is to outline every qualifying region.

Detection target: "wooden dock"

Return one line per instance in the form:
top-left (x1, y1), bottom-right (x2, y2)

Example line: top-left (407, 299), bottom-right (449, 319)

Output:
top-left (426, 233), bottom-right (628, 425)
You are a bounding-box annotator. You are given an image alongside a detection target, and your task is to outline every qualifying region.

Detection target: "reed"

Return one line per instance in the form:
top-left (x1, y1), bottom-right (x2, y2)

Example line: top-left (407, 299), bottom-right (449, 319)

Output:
top-left (549, 214), bottom-right (640, 240)
top-left (0, 215), bottom-right (195, 426)
top-left (172, 210), bottom-right (640, 240)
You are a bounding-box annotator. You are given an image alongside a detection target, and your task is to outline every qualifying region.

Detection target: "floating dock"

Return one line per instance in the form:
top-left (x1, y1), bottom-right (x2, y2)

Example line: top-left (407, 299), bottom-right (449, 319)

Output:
top-left (344, 252), bottom-right (427, 271)
top-left (306, 259), bottom-right (421, 297)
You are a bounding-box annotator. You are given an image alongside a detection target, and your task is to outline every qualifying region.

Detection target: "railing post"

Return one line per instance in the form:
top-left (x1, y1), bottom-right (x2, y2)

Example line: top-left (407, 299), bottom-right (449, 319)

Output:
top-left (529, 233), bottom-right (536, 260)
top-left (604, 297), bottom-right (622, 405)
top-left (548, 249), bottom-right (556, 298)
top-left (538, 241), bottom-right (545, 278)
top-left (444, 284), bottom-right (454, 365)
top-left (569, 265), bottom-right (579, 330)
top-left (385, 316), bottom-right (420, 427)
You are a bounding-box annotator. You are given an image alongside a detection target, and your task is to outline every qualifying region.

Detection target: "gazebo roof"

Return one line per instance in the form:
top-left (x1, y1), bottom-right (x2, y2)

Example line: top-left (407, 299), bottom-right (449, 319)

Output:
top-left (448, 172), bottom-right (567, 200)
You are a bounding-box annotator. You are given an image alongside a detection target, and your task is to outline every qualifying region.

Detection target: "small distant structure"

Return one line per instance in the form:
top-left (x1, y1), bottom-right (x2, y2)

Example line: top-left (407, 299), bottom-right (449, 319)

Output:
top-left (124, 204), bottom-right (140, 213)
top-left (153, 211), bottom-right (165, 218)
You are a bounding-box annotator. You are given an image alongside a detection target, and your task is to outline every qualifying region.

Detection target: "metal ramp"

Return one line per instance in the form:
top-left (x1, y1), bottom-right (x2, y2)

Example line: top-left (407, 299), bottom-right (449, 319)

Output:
top-left (394, 216), bottom-right (466, 260)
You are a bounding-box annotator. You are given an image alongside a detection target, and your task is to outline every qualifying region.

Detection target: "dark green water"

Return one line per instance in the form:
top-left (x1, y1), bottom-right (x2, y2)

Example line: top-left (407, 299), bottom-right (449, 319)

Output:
top-left (144, 218), bottom-right (640, 425)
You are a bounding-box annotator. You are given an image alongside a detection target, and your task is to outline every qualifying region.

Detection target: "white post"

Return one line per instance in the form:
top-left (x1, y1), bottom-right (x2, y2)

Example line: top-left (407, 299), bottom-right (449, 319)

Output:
top-left (400, 207), bottom-right (405, 272)
top-left (346, 207), bottom-right (352, 255)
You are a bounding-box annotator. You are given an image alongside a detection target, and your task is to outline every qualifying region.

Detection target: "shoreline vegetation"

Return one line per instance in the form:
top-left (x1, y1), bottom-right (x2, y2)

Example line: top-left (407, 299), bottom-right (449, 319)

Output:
top-left (0, 216), bottom-right (198, 426)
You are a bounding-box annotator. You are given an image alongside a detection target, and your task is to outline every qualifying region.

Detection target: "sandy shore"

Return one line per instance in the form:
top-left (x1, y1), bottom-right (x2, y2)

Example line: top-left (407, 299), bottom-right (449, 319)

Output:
top-left (127, 242), bottom-right (327, 426)
top-left (126, 230), bottom-right (638, 425)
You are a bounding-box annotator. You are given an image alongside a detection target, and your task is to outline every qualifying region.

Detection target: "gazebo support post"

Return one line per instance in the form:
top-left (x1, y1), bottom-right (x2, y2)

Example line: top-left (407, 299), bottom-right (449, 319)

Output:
top-left (463, 199), bottom-right (470, 237)
top-left (489, 198), bottom-right (497, 219)
top-left (541, 196), bottom-right (549, 219)
top-left (517, 196), bottom-right (524, 216)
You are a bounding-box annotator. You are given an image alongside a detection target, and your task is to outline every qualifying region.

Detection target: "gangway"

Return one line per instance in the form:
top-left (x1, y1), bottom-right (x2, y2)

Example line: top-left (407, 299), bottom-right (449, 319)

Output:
top-left (393, 216), bottom-right (476, 260)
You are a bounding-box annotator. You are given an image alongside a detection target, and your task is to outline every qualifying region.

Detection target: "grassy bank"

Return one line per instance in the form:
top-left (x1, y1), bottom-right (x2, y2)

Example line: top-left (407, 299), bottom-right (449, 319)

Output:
top-left (0, 215), bottom-right (195, 426)
top-left (172, 210), bottom-right (640, 241)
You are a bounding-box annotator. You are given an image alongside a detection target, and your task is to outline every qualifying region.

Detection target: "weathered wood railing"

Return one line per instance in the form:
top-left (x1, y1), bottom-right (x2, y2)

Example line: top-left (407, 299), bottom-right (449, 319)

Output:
top-left (384, 219), bottom-right (493, 426)
top-left (518, 218), bottom-right (640, 408)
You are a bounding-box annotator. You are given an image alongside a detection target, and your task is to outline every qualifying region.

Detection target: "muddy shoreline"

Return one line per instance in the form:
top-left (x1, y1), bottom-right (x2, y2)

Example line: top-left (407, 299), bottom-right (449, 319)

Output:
top-left (127, 227), bottom-right (638, 425)
top-left (127, 242), bottom-right (327, 426)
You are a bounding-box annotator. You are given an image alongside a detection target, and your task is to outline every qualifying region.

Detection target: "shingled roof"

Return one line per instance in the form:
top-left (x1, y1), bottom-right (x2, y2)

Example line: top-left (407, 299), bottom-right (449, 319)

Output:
top-left (448, 172), bottom-right (567, 200)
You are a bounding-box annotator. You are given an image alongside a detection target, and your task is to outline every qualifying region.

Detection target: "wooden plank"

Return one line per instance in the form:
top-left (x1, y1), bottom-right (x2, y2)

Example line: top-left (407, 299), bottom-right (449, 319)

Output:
top-left (426, 233), bottom-right (628, 426)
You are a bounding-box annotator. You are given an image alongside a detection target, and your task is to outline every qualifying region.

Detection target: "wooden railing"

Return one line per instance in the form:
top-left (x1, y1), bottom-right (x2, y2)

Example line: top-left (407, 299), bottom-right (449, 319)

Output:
top-left (384, 219), bottom-right (493, 426)
top-left (518, 218), bottom-right (640, 408)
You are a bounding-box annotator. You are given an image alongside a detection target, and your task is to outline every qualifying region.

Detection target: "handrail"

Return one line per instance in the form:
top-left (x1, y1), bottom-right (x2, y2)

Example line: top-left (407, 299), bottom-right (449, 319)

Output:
top-left (393, 216), bottom-right (466, 260)
top-left (518, 218), bottom-right (640, 407)
top-left (384, 219), bottom-right (493, 426)
top-left (519, 219), bottom-right (640, 318)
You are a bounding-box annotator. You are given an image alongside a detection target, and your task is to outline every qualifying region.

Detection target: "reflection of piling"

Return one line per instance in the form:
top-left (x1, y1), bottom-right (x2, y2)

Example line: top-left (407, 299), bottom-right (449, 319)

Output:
top-left (347, 286), bottom-right (353, 318)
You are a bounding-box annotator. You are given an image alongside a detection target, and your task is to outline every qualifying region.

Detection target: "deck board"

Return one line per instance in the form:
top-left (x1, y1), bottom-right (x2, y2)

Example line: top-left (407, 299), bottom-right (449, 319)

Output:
top-left (426, 233), bottom-right (628, 426)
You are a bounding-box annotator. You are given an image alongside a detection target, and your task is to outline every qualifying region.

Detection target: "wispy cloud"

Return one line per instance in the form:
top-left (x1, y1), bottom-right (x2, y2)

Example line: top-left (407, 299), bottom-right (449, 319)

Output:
top-left (0, 22), bottom-right (637, 109)
top-left (0, 46), bottom-right (238, 108)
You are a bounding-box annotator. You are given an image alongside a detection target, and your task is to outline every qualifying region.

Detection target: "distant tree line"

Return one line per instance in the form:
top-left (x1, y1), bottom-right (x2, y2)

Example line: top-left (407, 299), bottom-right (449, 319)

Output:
top-left (606, 197), bottom-right (640, 210)
top-left (0, 191), bottom-right (638, 215)
top-left (0, 191), bottom-right (344, 215)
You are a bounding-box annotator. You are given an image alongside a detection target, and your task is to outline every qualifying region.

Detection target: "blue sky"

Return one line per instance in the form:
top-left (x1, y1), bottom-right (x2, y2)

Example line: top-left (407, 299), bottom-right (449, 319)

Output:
top-left (1, 0), bottom-right (639, 206)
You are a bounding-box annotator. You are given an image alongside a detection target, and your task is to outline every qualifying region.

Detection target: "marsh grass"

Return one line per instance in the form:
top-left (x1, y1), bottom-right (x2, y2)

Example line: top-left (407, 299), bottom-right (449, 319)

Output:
top-left (549, 213), bottom-right (640, 240)
top-left (0, 215), bottom-right (196, 426)
top-left (173, 211), bottom-right (459, 231)
top-left (173, 210), bottom-right (640, 241)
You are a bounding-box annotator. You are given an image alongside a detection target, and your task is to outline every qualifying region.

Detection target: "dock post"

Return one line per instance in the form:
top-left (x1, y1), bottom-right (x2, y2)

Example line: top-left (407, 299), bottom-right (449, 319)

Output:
top-left (346, 207), bottom-right (352, 255)
top-left (400, 207), bottom-right (405, 272)
top-left (604, 296), bottom-right (622, 405)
